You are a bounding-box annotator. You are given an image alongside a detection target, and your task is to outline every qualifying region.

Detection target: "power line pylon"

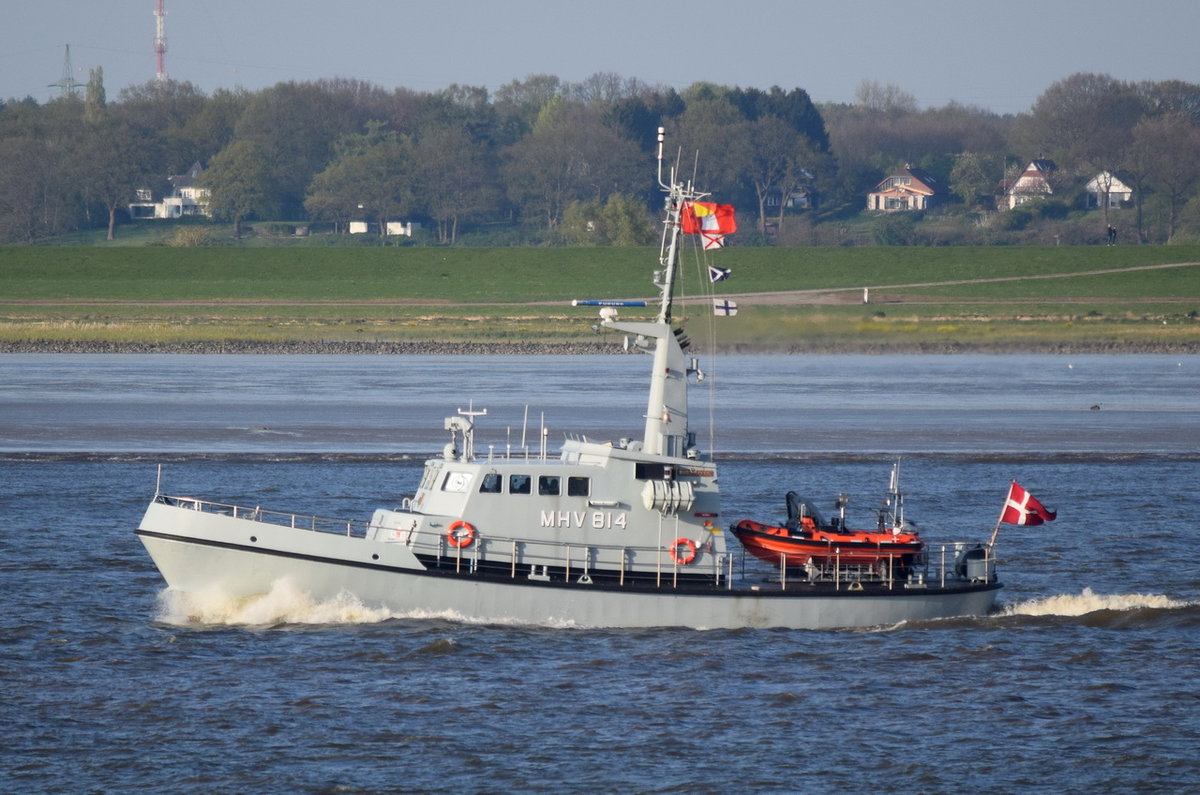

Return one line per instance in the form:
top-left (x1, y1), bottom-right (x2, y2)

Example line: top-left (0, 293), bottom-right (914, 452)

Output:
top-left (49, 44), bottom-right (84, 98)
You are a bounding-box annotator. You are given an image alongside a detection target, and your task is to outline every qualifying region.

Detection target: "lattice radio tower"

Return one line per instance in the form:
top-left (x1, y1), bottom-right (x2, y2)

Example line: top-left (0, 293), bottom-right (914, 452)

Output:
top-left (154, 0), bottom-right (168, 82)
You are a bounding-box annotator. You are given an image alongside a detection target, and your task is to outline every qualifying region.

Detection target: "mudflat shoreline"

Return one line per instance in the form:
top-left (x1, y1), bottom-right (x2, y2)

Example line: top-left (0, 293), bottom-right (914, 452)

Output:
top-left (2, 340), bottom-right (1196, 355)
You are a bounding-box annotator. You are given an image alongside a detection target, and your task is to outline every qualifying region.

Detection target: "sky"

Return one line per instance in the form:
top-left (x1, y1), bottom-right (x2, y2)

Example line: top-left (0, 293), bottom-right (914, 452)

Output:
top-left (3, 0), bottom-right (1198, 115)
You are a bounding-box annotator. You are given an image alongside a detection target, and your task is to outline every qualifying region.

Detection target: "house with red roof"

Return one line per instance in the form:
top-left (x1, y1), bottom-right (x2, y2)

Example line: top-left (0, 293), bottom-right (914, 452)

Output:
top-left (999, 159), bottom-right (1057, 210)
top-left (867, 165), bottom-right (941, 212)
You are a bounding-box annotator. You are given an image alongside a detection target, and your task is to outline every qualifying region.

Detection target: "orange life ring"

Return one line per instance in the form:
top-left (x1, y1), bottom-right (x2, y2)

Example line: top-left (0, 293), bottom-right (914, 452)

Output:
top-left (446, 520), bottom-right (476, 548)
top-left (669, 537), bottom-right (697, 565)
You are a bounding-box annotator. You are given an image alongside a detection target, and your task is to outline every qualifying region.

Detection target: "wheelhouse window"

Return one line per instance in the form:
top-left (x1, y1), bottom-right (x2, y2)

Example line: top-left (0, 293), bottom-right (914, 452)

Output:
top-left (509, 474), bottom-right (531, 494)
top-left (479, 473), bottom-right (502, 493)
top-left (442, 471), bottom-right (473, 493)
top-left (635, 463), bottom-right (674, 481)
top-left (567, 476), bottom-right (590, 497)
top-left (538, 476), bottom-right (560, 496)
top-left (419, 465), bottom-right (440, 491)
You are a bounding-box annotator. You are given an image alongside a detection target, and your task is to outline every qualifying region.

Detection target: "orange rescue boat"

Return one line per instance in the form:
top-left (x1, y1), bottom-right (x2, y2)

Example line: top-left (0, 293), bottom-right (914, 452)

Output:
top-left (731, 468), bottom-right (926, 576)
top-left (730, 516), bottom-right (924, 571)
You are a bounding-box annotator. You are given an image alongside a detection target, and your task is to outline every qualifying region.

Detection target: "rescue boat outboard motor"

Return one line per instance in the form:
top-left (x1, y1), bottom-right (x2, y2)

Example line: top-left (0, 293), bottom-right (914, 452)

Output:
top-left (785, 492), bottom-right (826, 531)
top-left (785, 491), bottom-right (801, 530)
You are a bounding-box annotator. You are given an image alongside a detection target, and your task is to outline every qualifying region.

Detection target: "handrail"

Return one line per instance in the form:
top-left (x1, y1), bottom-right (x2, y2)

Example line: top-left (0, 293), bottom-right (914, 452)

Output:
top-left (154, 493), bottom-right (709, 560)
top-left (155, 494), bottom-right (376, 539)
top-left (154, 494), bottom-right (996, 587)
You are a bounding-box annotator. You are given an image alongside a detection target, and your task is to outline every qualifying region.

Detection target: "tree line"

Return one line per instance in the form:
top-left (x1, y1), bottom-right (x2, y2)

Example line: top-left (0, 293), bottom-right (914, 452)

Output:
top-left (2, 70), bottom-right (1199, 246)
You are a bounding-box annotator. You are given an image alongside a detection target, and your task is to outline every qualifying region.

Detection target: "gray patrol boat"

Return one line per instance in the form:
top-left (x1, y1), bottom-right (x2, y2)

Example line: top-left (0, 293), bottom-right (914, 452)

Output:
top-left (136, 129), bottom-right (1001, 629)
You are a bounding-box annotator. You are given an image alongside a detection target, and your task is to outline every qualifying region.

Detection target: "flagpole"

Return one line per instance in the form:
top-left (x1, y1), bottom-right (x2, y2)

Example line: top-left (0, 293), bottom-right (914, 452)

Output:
top-left (987, 482), bottom-right (1014, 550)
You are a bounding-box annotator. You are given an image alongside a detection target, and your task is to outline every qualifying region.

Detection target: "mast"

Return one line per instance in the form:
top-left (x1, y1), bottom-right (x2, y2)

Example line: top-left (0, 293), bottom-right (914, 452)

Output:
top-left (879, 458), bottom-right (905, 530)
top-left (652, 127), bottom-right (683, 325)
top-left (600, 127), bottom-right (704, 459)
top-left (154, 0), bottom-right (168, 82)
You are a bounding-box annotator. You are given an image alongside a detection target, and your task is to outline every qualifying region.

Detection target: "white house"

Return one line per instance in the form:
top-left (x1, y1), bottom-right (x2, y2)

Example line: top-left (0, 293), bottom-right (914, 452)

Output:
top-left (1000, 160), bottom-right (1057, 209)
top-left (766, 186), bottom-right (815, 212)
top-left (129, 162), bottom-right (211, 219)
top-left (349, 220), bottom-right (420, 236)
top-left (1085, 171), bottom-right (1133, 209)
top-left (867, 165), bottom-right (941, 212)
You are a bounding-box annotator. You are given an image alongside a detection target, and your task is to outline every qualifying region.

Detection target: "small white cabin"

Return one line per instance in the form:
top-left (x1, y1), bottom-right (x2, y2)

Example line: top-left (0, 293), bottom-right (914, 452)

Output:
top-left (1086, 172), bottom-right (1133, 209)
top-left (349, 220), bottom-right (420, 236)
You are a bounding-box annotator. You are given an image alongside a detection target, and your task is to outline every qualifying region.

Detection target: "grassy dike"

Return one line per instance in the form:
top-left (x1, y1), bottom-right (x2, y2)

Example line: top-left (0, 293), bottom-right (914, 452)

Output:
top-left (2, 245), bottom-right (1199, 352)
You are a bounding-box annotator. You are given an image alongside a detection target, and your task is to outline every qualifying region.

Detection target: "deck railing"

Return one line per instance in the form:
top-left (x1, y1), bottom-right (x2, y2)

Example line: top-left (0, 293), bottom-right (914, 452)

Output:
top-left (153, 494), bottom-right (996, 589)
top-left (431, 530), bottom-right (736, 589)
top-left (155, 494), bottom-right (375, 539)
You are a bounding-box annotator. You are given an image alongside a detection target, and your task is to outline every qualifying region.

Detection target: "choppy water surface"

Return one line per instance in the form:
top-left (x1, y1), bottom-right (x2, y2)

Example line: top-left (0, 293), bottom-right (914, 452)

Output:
top-left (2, 354), bottom-right (1198, 792)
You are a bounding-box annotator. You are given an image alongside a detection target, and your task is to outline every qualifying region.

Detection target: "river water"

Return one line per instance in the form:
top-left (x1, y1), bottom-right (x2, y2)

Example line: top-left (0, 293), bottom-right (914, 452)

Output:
top-left (2, 353), bottom-right (1198, 792)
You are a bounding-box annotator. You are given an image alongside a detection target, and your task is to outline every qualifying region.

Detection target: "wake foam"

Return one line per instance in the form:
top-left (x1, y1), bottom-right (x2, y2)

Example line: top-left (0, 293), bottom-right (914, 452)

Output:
top-left (153, 580), bottom-right (571, 628)
top-left (156, 580), bottom-right (395, 627)
top-left (165, 582), bottom-right (1187, 629)
top-left (1002, 587), bottom-right (1189, 617)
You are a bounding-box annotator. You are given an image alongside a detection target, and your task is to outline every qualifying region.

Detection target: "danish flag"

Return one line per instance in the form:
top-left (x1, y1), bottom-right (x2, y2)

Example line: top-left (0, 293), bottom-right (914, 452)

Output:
top-left (1000, 481), bottom-right (1057, 525)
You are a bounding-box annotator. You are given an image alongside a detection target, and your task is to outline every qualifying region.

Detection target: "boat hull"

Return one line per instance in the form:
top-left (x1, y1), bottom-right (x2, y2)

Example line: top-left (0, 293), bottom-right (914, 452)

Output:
top-left (136, 502), bottom-right (1000, 631)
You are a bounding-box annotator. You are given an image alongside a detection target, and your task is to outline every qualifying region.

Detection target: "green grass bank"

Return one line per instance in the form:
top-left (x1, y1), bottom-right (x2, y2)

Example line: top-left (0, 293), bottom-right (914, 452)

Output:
top-left (3, 245), bottom-right (1199, 352)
